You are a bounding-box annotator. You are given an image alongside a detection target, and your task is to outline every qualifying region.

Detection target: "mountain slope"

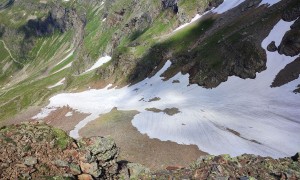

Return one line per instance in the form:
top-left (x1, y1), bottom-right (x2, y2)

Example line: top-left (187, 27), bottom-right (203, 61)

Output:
top-left (0, 0), bottom-right (300, 172)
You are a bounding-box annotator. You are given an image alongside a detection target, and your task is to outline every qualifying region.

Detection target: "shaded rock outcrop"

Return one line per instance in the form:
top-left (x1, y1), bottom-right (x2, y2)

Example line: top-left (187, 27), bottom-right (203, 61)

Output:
top-left (0, 0), bottom-right (14, 10)
top-left (278, 3), bottom-right (300, 56)
top-left (0, 3), bottom-right (85, 65)
top-left (291, 18), bottom-right (300, 29)
top-left (278, 17), bottom-right (300, 57)
top-left (278, 29), bottom-right (300, 57)
top-left (21, 5), bottom-right (86, 38)
top-left (161, 0), bottom-right (178, 13)
top-left (282, 3), bottom-right (300, 22)
top-left (272, 57), bottom-right (300, 87)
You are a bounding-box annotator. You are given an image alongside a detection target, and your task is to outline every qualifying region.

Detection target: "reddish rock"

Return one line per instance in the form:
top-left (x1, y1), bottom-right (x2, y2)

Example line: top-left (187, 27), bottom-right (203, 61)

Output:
top-left (166, 166), bottom-right (184, 171)
top-left (78, 174), bottom-right (93, 180)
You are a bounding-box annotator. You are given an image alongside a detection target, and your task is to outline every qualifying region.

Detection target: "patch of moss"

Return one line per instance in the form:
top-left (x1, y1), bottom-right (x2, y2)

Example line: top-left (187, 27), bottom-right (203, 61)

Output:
top-left (52, 127), bottom-right (72, 150)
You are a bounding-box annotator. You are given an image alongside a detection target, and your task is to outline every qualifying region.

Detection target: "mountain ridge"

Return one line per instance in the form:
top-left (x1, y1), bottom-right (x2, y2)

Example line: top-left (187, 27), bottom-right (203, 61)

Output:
top-left (0, 122), bottom-right (299, 179)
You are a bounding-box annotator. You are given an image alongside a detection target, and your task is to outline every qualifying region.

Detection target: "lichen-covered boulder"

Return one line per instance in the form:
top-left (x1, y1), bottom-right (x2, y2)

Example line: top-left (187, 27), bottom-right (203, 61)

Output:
top-left (0, 122), bottom-right (119, 179)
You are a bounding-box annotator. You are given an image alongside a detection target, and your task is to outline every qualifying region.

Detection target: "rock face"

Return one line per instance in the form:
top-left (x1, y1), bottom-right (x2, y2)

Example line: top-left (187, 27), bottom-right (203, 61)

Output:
top-left (279, 3), bottom-right (300, 57)
top-left (22, 5), bottom-right (85, 37)
top-left (278, 29), bottom-right (300, 57)
top-left (0, 0), bottom-right (14, 10)
top-left (161, 0), bottom-right (178, 13)
top-left (0, 2), bottom-right (85, 65)
top-left (78, 137), bottom-right (119, 178)
top-left (282, 4), bottom-right (300, 22)
top-left (0, 122), bottom-right (119, 179)
top-left (272, 57), bottom-right (300, 87)
top-left (291, 18), bottom-right (300, 29)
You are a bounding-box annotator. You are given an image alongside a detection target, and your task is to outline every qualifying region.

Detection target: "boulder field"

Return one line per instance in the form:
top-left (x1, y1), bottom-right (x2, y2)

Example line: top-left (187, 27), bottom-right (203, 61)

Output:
top-left (0, 122), bottom-right (299, 179)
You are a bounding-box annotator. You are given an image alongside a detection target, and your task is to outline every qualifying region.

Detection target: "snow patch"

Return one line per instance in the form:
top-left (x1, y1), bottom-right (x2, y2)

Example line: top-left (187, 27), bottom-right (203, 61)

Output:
top-left (53, 62), bottom-right (72, 74)
top-left (33, 107), bottom-right (56, 120)
top-left (212, 0), bottom-right (246, 14)
top-left (173, 0), bottom-right (246, 32)
top-left (259, 0), bottom-right (281, 6)
top-left (55, 50), bottom-right (74, 66)
top-left (51, 50), bottom-right (74, 74)
top-left (173, 13), bottom-right (207, 32)
top-left (47, 78), bottom-right (65, 89)
top-left (83, 55), bottom-right (111, 74)
top-left (65, 111), bottom-right (73, 117)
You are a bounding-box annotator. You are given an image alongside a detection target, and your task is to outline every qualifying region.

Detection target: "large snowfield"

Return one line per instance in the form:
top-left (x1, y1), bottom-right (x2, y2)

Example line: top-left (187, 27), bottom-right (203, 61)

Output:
top-left (34, 18), bottom-right (300, 158)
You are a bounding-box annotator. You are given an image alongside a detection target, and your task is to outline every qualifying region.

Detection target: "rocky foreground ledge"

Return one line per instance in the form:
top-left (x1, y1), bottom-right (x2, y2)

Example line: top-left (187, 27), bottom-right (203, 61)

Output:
top-left (0, 122), bottom-right (299, 180)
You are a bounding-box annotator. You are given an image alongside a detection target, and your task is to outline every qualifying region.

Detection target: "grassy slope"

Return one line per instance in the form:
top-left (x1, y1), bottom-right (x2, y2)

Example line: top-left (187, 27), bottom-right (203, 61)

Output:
top-left (0, 0), bottom-right (216, 120)
top-left (0, 0), bottom-right (76, 121)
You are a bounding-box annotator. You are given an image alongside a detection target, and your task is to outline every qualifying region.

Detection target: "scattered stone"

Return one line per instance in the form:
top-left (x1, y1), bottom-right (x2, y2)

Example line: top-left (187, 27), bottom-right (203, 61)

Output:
top-left (79, 150), bottom-right (93, 163)
top-left (0, 123), bottom-right (118, 179)
top-left (78, 174), bottom-right (93, 180)
top-left (80, 162), bottom-right (101, 177)
top-left (127, 163), bottom-right (150, 179)
top-left (69, 163), bottom-right (82, 175)
top-left (24, 156), bottom-right (37, 166)
top-left (267, 41), bottom-right (277, 52)
top-left (54, 159), bottom-right (69, 167)
top-left (294, 84), bottom-right (300, 94)
top-left (148, 97), bottom-right (161, 102)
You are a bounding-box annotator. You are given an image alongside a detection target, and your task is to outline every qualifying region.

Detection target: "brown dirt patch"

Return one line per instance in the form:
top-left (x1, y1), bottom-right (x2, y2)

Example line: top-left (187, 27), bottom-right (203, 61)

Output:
top-left (1, 106), bottom-right (90, 134)
top-left (35, 106), bottom-right (90, 133)
top-left (79, 108), bottom-right (207, 170)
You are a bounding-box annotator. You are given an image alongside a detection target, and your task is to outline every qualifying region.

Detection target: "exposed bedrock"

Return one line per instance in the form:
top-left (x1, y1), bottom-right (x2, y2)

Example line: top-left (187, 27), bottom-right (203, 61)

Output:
top-left (278, 29), bottom-right (300, 57)
top-left (272, 57), bottom-right (300, 87)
